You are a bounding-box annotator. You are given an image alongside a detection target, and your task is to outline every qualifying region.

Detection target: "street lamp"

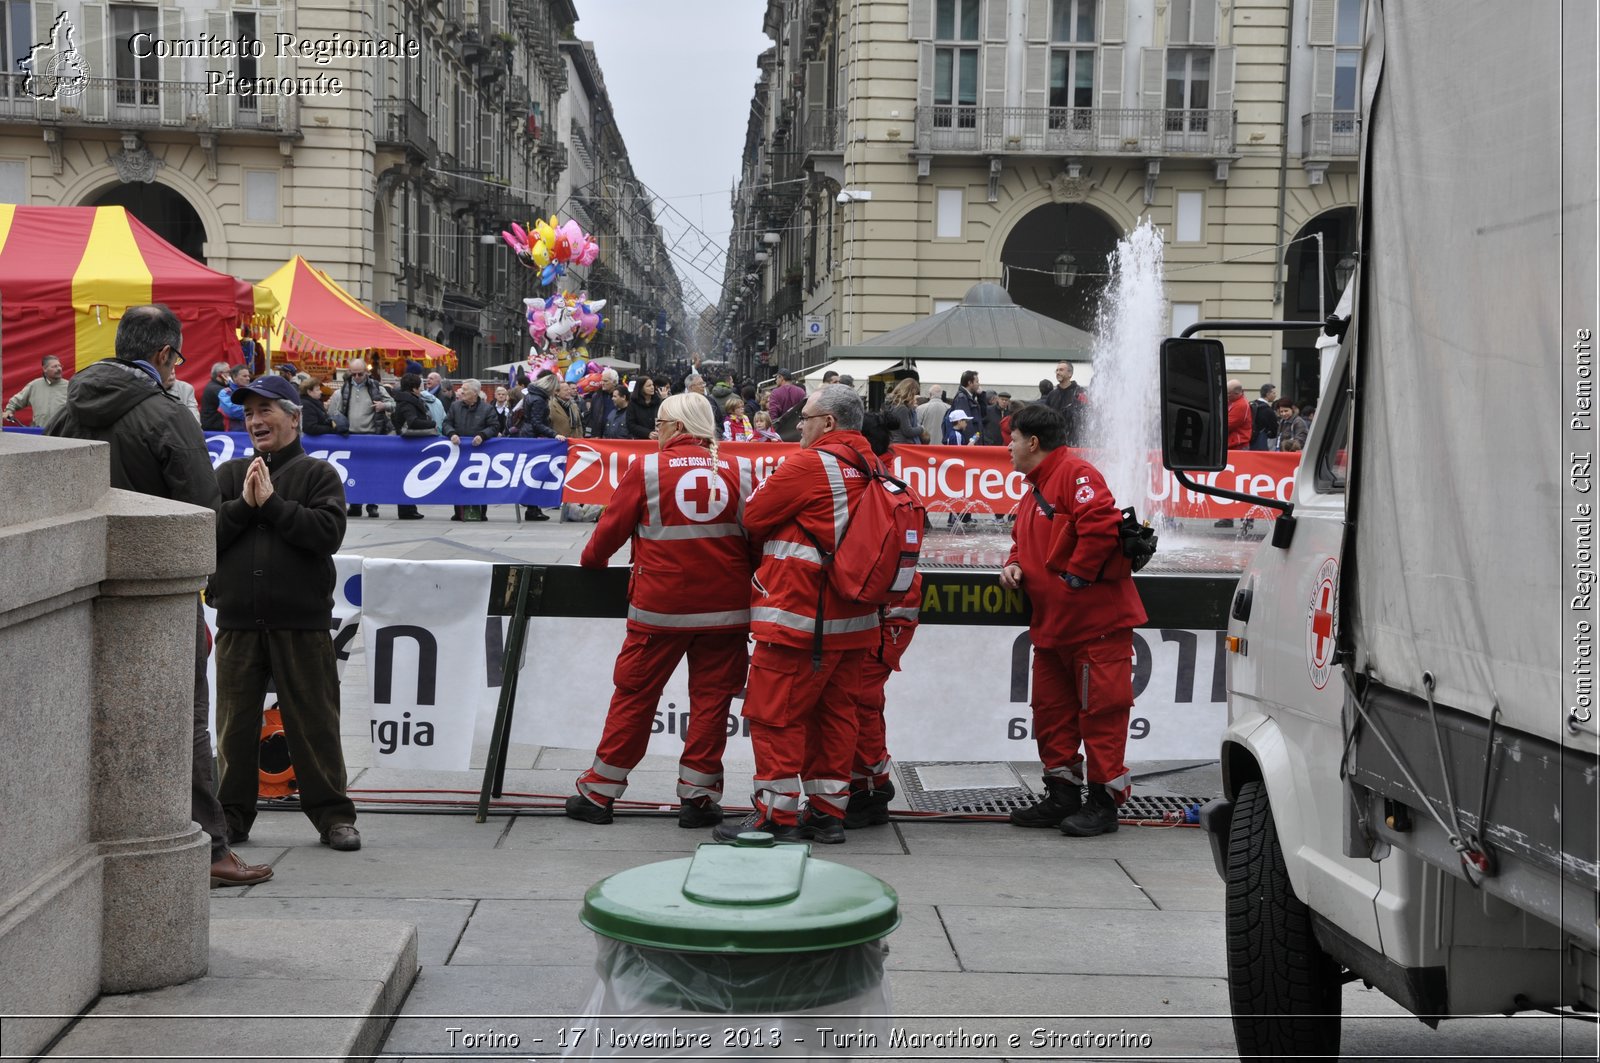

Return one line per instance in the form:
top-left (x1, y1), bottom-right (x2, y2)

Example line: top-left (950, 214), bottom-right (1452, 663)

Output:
top-left (1334, 253), bottom-right (1357, 291)
top-left (1053, 250), bottom-right (1079, 289)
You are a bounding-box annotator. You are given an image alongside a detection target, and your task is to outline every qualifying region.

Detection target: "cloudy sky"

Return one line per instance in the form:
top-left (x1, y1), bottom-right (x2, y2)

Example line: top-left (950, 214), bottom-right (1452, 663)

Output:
top-left (572, 0), bottom-right (772, 312)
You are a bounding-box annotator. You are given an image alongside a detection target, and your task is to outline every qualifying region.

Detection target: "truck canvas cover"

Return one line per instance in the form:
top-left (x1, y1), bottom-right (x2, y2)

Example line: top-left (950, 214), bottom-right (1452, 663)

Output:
top-left (1351, 0), bottom-right (1596, 741)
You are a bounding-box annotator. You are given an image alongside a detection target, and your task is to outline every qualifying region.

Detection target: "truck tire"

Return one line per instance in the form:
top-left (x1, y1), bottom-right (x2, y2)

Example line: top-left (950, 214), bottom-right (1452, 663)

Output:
top-left (1226, 779), bottom-right (1343, 1061)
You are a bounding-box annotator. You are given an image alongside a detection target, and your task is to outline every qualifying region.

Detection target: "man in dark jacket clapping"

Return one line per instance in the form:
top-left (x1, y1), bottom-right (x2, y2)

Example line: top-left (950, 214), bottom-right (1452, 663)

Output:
top-left (444, 379), bottom-right (499, 521)
top-left (211, 373), bottom-right (360, 853)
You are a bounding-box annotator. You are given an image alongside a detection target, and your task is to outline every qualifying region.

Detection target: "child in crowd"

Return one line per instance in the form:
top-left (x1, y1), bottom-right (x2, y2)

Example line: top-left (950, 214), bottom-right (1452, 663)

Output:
top-left (723, 395), bottom-right (755, 441)
top-left (751, 411), bottom-right (781, 441)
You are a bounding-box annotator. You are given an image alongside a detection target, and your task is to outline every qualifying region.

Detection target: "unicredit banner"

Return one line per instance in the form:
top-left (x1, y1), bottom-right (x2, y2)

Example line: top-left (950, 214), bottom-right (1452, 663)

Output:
top-left (561, 439), bottom-right (1300, 519)
top-left (203, 432), bottom-right (567, 506)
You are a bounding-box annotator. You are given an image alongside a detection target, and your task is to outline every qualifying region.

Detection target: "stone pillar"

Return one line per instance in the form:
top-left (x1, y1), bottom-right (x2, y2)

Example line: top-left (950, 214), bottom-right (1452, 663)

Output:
top-left (0, 433), bottom-right (216, 1055)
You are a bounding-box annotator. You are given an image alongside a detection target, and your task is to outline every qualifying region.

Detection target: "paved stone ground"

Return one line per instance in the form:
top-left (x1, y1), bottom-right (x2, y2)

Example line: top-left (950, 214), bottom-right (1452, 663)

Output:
top-left (193, 512), bottom-right (1588, 1061)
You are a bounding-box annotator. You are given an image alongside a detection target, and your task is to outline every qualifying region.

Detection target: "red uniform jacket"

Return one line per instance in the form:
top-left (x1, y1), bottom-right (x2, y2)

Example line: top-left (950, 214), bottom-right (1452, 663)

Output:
top-left (742, 429), bottom-right (881, 652)
top-left (1007, 447), bottom-right (1147, 649)
top-left (1226, 394), bottom-right (1252, 449)
top-left (878, 572), bottom-right (922, 671)
top-left (580, 435), bottom-right (753, 632)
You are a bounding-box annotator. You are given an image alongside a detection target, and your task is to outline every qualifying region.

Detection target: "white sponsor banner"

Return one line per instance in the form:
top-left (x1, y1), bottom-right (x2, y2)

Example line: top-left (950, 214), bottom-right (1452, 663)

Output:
top-left (507, 619), bottom-right (1225, 765)
top-left (205, 553), bottom-right (364, 744)
top-left (360, 558), bottom-right (497, 769)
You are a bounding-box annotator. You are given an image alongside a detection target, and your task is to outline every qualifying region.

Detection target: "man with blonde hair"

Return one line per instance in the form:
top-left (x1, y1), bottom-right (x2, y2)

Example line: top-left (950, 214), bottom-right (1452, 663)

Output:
top-left (566, 392), bottom-right (752, 828)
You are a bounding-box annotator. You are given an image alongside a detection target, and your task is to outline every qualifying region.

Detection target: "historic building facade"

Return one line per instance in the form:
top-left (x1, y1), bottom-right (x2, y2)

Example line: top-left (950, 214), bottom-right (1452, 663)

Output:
top-left (0, 0), bottom-right (686, 376)
top-left (719, 0), bottom-right (1359, 401)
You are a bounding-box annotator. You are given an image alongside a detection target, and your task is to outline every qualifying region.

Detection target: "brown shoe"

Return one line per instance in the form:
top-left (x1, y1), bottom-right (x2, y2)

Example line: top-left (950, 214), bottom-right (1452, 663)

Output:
top-left (210, 850), bottom-right (273, 888)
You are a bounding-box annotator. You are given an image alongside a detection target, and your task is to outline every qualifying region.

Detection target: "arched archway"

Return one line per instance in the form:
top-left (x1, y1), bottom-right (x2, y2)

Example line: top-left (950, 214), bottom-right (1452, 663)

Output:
top-left (999, 201), bottom-right (1120, 333)
top-left (87, 182), bottom-right (207, 263)
top-left (1282, 207), bottom-right (1357, 406)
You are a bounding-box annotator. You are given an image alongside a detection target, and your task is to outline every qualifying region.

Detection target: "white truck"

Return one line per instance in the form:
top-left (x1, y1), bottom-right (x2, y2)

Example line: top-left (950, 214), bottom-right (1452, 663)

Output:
top-left (1157, 0), bottom-right (1598, 1057)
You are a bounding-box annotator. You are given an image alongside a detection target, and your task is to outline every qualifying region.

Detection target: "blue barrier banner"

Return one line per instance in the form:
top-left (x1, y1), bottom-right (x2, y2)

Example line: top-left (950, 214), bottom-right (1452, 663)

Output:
top-left (202, 432), bottom-right (567, 506)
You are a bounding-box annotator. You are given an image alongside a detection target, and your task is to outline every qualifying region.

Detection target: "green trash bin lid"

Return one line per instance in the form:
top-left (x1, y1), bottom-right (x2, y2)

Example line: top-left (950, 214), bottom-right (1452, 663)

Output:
top-left (581, 835), bottom-right (900, 953)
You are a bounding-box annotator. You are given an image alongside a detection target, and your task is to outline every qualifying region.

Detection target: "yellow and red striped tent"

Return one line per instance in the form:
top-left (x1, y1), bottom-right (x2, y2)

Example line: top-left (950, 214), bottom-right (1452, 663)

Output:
top-left (0, 205), bottom-right (277, 415)
top-left (260, 257), bottom-right (456, 377)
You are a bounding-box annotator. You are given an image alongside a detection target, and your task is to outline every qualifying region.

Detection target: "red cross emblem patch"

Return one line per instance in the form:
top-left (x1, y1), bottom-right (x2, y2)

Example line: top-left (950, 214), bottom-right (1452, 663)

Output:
top-left (1306, 557), bottom-right (1339, 690)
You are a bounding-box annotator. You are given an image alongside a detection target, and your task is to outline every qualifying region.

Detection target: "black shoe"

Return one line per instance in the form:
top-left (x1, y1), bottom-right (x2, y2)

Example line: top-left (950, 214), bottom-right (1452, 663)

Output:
top-left (843, 781), bottom-right (895, 829)
top-left (565, 793), bottom-right (613, 825)
top-left (366, 505), bottom-right (380, 518)
top-left (398, 509), bottom-right (424, 520)
top-left (1059, 785), bottom-right (1121, 837)
top-left (1008, 777), bottom-right (1083, 828)
top-left (799, 808), bottom-right (846, 844)
top-left (526, 508), bottom-right (550, 522)
top-left (677, 799), bottom-right (724, 829)
top-left (319, 824), bottom-right (361, 851)
top-left (347, 505), bottom-right (362, 518)
top-left (711, 810), bottom-right (804, 844)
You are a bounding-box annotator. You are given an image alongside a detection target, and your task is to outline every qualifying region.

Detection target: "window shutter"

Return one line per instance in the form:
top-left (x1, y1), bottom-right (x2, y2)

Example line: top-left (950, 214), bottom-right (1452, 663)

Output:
top-left (1101, 0), bottom-right (1126, 43)
top-left (909, 0), bottom-right (932, 39)
top-left (987, 0), bottom-right (1008, 42)
top-left (1025, 0), bottom-right (1048, 43)
top-left (806, 59), bottom-right (827, 110)
top-left (1310, 46), bottom-right (1335, 113)
top-left (1168, 0), bottom-right (1191, 44)
top-left (1023, 42), bottom-right (1048, 109)
top-left (1213, 44), bottom-right (1234, 116)
top-left (160, 6), bottom-right (184, 124)
top-left (983, 42), bottom-right (1006, 112)
top-left (1191, 0), bottom-right (1217, 45)
top-left (1307, 0), bottom-right (1336, 46)
top-left (1098, 43), bottom-right (1123, 109)
top-left (206, 10), bottom-right (232, 127)
top-left (917, 39), bottom-right (936, 114)
top-left (257, 7), bottom-right (281, 127)
top-left (1140, 46), bottom-right (1164, 110)
top-left (73, 2), bottom-right (103, 122)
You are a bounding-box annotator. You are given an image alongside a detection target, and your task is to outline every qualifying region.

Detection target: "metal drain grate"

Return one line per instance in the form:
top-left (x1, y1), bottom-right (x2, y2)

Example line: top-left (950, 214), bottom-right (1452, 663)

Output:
top-left (899, 762), bottom-right (1204, 819)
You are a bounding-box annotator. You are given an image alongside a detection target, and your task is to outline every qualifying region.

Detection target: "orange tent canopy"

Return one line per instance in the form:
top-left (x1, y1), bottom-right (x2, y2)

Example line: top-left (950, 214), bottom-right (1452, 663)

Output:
top-left (260, 256), bottom-right (456, 376)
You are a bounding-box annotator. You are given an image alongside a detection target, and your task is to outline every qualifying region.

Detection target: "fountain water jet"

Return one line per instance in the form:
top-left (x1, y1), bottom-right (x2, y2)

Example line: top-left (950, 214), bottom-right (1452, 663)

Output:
top-left (1085, 218), bottom-right (1168, 517)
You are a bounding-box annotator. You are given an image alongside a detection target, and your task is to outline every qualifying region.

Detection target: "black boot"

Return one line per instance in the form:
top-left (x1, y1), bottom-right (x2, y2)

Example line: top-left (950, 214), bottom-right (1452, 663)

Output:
top-left (677, 799), bottom-right (724, 828)
top-left (564, 793), bottom-right (613, 825)
top-left (1008, 776), bottom-right (1082, 828)
top-left (1059, 784), bottom-right (1120, 837)
top-left (844, 780), bottom-right (895, 829)
top-left (799, 807), bottom-right (846, 844)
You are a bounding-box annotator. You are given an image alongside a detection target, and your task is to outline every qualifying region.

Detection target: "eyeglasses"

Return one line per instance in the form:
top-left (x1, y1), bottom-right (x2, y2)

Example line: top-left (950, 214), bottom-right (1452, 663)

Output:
top-left (166, 344), bottom-right (184, 365)
top-left (796, 412), bottom-right (831, 424)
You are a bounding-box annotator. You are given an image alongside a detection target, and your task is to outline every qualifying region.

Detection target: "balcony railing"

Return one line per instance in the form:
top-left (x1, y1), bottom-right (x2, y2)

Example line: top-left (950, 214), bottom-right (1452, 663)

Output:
top-left (801, 105), bottom-right (844, 155)
top-left (0, 74), bottom-right (298, 133)
top-left (914, 106), bottom-right (1234, 156)
top-left (1302, 111), bottom-right (1360, 159)
top-left (375, 98), bottom-right (434, 157)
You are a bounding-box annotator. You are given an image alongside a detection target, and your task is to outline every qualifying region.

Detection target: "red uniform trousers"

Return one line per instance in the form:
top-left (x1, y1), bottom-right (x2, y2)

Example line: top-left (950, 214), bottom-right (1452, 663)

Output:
top-left (743, 642), bottom-right (867, 825)
top-left (1030, 627), bottom-right (1136, 804)
top-left (576, 628), bottom-right (748, 807)
top-left (853, 625), bottom-right (915, 792)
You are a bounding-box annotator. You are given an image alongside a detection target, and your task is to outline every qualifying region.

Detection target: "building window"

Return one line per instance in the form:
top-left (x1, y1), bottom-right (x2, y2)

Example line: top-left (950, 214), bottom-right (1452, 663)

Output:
top-left (112, 4), bottom-right (158, 106)
top-left (1170, 301), bottom-right (1201, 336)
top-left (1175, 190), bottom-right (1203, 243)
top-left (243, 169), bottom-right (279, 224)
top-left (2, 1), bottom-right (31, 98)
top-left (0, 158), bottom-right (26, 203)
top-left (935, 187), bottom-right (963, 239)
top-left (235, 12), bottom-right (258, 110)
top-left (1165, 48), bottom-right (1211, 131)
top-left (933, 0), bottom-right (978, 129)
top-left (1333, 0), bottom-right (1360, 112)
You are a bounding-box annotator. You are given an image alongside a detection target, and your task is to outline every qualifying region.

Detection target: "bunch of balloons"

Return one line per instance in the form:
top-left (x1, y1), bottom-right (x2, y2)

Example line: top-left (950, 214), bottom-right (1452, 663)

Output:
top-left (503, 216), bottom-right (600, 286)
top-left (525, 291), bottom-right (606, 351)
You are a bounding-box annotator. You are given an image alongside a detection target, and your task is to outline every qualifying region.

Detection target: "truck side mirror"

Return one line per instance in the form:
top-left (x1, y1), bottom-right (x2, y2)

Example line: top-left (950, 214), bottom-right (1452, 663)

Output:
top-left (1159, 337), bottom-right (1228, 472)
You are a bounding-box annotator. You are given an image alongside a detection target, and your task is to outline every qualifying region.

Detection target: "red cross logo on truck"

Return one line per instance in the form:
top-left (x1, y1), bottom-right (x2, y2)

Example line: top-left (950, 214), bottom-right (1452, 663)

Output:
top-left (1306, 557), bottom-right (1339, 690)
